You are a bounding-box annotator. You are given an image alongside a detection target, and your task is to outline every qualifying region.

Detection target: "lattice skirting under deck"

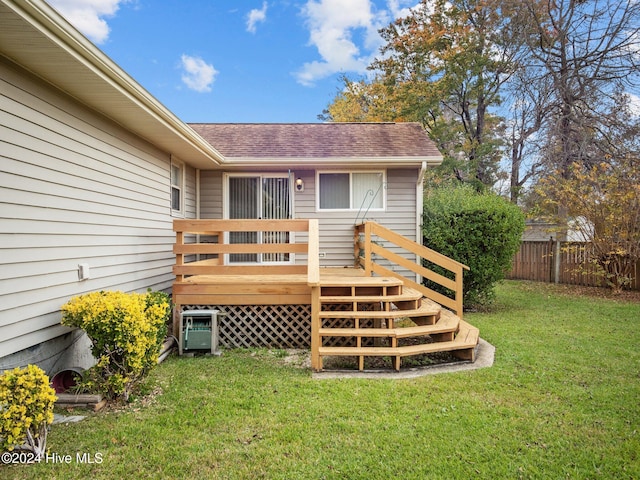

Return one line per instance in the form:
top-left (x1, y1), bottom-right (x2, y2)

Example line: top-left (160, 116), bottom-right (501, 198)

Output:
top-left (182, 304), bottom-right (311, 349)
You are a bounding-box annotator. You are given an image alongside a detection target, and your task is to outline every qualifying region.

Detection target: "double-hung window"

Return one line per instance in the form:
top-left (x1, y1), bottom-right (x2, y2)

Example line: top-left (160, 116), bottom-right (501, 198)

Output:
top-left (170, 160), bottom-right (184, 216)
top-left (317, 171), bottom-right (385, 211)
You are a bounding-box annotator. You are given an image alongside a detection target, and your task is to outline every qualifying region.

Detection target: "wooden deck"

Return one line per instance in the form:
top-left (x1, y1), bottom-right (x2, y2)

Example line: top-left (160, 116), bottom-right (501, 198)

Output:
top-left (174, 268), bottom-right (376, 305)
top-left (172, 219), bottom-right (479, 371)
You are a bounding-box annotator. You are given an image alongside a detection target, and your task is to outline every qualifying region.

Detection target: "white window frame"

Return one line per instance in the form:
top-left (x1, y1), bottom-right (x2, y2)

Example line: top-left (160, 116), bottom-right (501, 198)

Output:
top-left (170, 158), bottom-right (185, 217)
top-left (316, 170), bottom-right (386, 212)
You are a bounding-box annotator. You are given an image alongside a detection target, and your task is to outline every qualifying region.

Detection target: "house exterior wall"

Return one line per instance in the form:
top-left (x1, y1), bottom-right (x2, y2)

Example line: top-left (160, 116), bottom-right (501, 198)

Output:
top-left (198, 167), bottom-right (420, 275)
top-left (0, 56), bottom-right (181, 369)
top-left (199, 170), bottom-right (223, 218)
top-left (296, 168), bottom-right (419, 269)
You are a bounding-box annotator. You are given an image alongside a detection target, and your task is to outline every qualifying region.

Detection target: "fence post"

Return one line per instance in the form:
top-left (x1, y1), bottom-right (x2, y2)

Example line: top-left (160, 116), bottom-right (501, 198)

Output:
top-left (554, 240), bottom-right (561, 284)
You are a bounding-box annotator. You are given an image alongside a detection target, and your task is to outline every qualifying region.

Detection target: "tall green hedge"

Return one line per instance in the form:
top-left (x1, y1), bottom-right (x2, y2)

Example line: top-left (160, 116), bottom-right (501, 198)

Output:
top-left (423, 186), bottom-right (525, 308)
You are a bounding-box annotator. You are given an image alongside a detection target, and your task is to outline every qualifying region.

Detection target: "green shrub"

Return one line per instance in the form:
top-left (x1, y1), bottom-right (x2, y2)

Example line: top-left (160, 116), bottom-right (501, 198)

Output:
top-left (423, 186), bottom-right (525, 307)
top-left (61, 290), bottom-right (171, 401)
top-left (0, 365), bottom-right (56, 459)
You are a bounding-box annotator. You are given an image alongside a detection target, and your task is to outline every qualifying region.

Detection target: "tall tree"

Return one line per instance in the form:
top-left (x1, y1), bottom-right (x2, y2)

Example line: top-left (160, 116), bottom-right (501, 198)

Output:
top-left (370, 0), bottom-right (521, 187)
top-left (318, 75), bottom-right (406, 123)
top-left (501, 62), bottom-right (553, 203)
top-left (518, 0), bottom-right (640, 179)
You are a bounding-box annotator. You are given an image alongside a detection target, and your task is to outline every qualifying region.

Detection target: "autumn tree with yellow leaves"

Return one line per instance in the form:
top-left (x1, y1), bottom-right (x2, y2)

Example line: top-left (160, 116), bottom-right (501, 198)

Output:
top-left (538, 157), bottom-right (640, 293)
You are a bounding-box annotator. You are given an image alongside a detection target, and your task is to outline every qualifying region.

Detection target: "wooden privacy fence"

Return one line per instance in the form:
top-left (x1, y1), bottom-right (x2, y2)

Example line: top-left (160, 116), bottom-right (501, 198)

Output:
top-left (508, 240), bottom-right (640, 291)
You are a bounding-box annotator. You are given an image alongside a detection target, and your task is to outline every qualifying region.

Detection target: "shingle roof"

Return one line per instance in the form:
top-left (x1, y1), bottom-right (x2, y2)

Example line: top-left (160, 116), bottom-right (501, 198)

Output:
top-left (188, 122), bottom-right (441, 160)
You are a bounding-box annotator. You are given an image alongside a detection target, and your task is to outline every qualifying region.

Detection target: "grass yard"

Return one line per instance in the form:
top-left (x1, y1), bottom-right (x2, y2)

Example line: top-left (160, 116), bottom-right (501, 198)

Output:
top-left (2, 281), bottom-right (639, 479)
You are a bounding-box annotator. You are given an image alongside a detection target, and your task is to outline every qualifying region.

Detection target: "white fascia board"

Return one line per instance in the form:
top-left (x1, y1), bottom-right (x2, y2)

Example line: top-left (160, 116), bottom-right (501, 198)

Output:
top-left (220, 156), bottom-right (443, 169)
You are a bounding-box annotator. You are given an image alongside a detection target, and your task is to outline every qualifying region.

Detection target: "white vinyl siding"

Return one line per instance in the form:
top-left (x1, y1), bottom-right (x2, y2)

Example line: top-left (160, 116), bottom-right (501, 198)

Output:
top-left (199, 168), bottom-right (420, 277)
top-left (0, 57), bottom-right (186, 360)
top-left (199, 170), bottom-right (223, 219)
top-left (302, 168), bottom-right (419, 276)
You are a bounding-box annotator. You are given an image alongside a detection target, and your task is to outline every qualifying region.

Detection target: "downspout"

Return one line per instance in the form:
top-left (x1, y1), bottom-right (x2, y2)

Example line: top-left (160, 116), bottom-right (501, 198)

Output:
top-left (196, 168), bottom-right (201, 220)
top-left (416, 162), bottom-right (427, 283)
top-left (288, 169), bottom-right (294, 219)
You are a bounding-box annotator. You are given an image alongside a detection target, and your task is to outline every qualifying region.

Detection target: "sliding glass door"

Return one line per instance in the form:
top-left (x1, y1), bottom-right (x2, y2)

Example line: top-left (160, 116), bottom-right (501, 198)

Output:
top-left (227, 175), bottom-right (291, 264)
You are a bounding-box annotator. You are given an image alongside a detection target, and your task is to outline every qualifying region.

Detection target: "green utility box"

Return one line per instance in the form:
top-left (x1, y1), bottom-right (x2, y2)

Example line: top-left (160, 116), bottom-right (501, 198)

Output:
top-left (179, 309), bottom-right (221, 355)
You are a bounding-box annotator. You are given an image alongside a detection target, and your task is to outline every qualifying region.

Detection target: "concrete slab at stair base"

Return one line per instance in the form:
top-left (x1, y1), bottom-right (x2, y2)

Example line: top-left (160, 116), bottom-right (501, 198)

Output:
top-left (312, 338), bottom-right (495, 379)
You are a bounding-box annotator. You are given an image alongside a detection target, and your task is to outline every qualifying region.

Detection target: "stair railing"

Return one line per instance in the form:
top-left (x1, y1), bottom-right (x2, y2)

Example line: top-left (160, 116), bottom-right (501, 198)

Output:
top-left (355, 221), bottom-right (469, 317)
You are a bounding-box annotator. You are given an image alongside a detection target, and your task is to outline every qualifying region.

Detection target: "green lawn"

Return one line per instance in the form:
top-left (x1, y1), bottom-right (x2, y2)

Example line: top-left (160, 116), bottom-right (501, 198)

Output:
top-left (3, 281), bottom-right (639, 479)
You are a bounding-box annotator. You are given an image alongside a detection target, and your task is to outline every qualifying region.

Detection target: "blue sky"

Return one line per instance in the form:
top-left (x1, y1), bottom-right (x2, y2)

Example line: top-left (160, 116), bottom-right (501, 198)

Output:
top-left (48, 0), bottom-right (417, 123)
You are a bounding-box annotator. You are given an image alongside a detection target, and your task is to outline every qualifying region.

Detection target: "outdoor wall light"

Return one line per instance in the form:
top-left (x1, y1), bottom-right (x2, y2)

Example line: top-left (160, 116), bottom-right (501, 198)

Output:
top-left (295, 178), bottom-right (304, 192)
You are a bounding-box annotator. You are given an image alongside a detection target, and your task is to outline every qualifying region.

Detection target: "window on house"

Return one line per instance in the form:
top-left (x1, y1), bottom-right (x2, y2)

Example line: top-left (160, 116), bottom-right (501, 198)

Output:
top-left (171, 162), bottom-right (183, 214)
top-left (318, 171), bottom-right (385, 210)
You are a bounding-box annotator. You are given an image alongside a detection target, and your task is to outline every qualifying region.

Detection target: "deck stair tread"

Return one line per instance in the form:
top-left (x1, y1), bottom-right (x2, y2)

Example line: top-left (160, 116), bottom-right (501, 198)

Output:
top-left (319, 309), bottom-right (458, 338)
top-left (318, 321), bottom-right (478, 357)
top-left (320, 287), bottom-right (424, 304)
top-left (318, 301), bottom-right (440, 320)
top-left (319, 276), bottom-right (404, 287)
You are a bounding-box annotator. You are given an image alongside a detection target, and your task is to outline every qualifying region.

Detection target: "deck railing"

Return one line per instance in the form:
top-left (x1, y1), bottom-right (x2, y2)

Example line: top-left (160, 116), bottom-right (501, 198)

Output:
top-left (355, 221), bottom-right (469, 317)
top-left (173, 219), bottom-right (320, 286)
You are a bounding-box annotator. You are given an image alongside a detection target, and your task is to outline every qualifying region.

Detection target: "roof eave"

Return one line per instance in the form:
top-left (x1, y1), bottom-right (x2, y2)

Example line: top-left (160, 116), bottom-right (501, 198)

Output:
top-left (0, 0), bottom-right (224, 169)
top-left (219, 156), bottom-right (443, 169)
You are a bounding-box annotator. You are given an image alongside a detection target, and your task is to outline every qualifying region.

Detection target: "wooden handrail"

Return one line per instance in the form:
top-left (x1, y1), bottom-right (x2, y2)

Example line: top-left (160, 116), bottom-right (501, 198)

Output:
top-left (174, 219), bottom-right (312, 233)
top-left (173, 219), bottom-right (320, 286)
top-left (307, 219), bottom-right (320, 286)
top-left (355, 221), bottom-right (469, 317)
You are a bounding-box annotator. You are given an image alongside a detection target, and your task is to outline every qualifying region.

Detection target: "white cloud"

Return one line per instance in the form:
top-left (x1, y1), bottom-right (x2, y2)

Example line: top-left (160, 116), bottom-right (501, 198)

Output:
top-left (627, 92), bottom-right (640, 117)
top-left (49, 0), bottom-right (126, 44)
top-left (295, 0), bottom-right (416, 86)
top-left (246, 2), bottom-right (268, 34)
top-left (180, 55), bottom-right (218, 93)
top-left (387, 0), bottom-right (419, 18)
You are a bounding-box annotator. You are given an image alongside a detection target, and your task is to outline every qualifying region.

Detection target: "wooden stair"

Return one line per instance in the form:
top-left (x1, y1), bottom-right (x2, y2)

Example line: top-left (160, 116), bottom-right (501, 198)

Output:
top-left (317, 277), bottom-right (479, 371)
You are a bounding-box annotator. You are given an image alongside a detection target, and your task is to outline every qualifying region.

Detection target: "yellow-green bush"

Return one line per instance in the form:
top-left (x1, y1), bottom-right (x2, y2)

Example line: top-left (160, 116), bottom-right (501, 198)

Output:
top-left (0, 365), bottom-right (56, 458)
top-left (61, 290), bottom-right (170, 401)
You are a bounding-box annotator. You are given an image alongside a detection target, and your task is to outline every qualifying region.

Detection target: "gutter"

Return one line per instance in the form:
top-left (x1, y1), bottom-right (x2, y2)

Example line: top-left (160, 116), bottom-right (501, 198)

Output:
top-left (416, 161), bottom-right (427, 283)
top-left (218, 156), bottom-right (443, 169)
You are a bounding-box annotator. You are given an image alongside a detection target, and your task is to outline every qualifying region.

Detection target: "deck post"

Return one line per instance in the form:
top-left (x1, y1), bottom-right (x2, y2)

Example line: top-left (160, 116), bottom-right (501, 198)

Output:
top-left (307, 219), bottom-right (320, 286)
top-left (175, 230), bottom-right (184, 282)
top-left (455, 267), bottom-right (464, 319)
top-left (310, 286), bottom-right (321, 371)
top-left (307, 219), bottom-right (322, 371)
top-left (354, 225), bottom-right (361, 268)
top-left (363, 221), bottom-right (373, 276)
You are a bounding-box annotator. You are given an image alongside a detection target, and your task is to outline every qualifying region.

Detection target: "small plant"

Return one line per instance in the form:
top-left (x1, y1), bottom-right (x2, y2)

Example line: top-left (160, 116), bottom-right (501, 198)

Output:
top-left (0, 365), bottom-right (56, 460)
top-left (61, 290), bottom-right (171, 401)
